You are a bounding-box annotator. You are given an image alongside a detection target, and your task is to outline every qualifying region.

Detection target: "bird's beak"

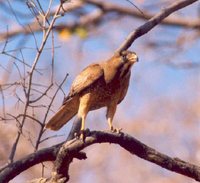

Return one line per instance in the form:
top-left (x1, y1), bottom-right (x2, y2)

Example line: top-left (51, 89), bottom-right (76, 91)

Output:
top-left (129, 54), bottom-right (139, 64)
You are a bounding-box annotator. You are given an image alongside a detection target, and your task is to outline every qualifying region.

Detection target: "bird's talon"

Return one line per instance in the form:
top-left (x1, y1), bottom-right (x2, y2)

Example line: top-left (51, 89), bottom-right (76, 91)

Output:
top-left (80, 133), bottom-right (84, 141)
top-left (110, 126), bottom-right (114, 132)
top-left (79, 130), bottom-right (86, 141)
top-left (110, 127), bottom-right (122, 133)
top-left (116, 128), bottom-right (122, 133)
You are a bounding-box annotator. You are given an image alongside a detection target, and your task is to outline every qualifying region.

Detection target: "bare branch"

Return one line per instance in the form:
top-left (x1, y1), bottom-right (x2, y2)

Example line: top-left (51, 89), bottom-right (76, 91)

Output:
top-left (29, 83), bottom-right (53, 103)
top-left (1, 0), bottom-right (199, 40)
top-left (117, 0), bottom-right (199, 52)
top-left (8, 1), bottom-right (64, 163)
top-left (34, 73), bottom-right (68, 151)
top-left (86, 0), bottom-right (200, 29)
top-left (0, 1), bottom-right (84, 40)
top-left (1, 131), bottom-right (200, 182)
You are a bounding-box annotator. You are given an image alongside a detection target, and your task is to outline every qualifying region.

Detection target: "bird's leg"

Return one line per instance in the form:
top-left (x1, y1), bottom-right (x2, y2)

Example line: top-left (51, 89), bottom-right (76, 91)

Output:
top-left (106, 104), bottom-right (122, 133)
top-left (108, 118), bottom-right (114, 132)
top-left (80, 115), bottom-right (86, 140)
top-left (77, 94), bottom-right (91, 140)
top-left (106, 105), bottom-right (116, 131)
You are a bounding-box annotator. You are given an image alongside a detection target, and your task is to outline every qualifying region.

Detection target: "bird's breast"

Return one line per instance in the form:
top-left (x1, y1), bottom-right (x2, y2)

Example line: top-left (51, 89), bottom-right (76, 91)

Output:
top-left (89, 70), bottom-right (131, 110)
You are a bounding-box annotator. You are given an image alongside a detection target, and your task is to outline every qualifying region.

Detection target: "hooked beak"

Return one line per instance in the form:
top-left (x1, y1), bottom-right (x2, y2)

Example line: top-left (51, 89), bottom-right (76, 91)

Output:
top-left (129, 54), bottom-right (139, 64)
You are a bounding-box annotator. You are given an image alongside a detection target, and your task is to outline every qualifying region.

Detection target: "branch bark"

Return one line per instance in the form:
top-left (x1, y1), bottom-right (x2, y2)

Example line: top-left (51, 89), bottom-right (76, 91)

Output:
top-left (1, 131), bottom-right (200, 182)
top-left (0, 117), bottom-right (84, 183)
top-left (51, 131), bottom-right (200, 182)
top-left (0, 142), bottom-right (86, 183)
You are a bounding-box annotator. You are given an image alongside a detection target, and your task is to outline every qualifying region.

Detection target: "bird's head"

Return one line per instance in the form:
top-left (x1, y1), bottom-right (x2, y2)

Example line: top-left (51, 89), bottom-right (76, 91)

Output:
top-left (119, 50), bottom-right (139, 65)
top-left (104, 50), bottom-right (138, 81)
top-left (110, 50), bottom-right (138, 78)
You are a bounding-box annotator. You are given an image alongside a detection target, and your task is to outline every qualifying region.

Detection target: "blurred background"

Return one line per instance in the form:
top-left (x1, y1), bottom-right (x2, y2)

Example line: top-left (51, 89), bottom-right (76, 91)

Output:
top-left (0, 0), bottom-right (200, 182)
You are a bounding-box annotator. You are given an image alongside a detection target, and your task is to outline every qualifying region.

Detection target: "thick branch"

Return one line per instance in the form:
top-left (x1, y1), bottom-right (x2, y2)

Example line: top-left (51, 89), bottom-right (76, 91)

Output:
top-left (51, 131), bottom-right (200, 182)
top-left (0, 143), bottom-right (61, 183)
top-left (0, 109), bottom-right (82, 182)
top-left (117, 0), bottom-right (199, 52)
top-left (1, 131), bottom-right (200, 182)
top-left (0, 141), bottom-right (86, 183)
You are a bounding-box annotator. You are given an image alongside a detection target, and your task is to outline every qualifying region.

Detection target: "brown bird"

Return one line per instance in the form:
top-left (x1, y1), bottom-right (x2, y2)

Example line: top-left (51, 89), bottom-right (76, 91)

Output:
top-left (45, 50), bottom-right (138, 138)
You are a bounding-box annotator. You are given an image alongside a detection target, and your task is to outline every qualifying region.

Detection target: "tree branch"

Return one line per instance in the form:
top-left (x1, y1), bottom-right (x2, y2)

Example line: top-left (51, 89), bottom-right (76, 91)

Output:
top-left (1, 131), bottom-right (200, 182)
top-left (116, 0), bottom-right (199, 52)
top-left (86, 0), bottom-right (200, 29)
top-left (0, 0), bottom-right (199, 40)
top-left (51, 131), bottom-right (200, 182)
top-left (0, 141), bottom-right (86, 183)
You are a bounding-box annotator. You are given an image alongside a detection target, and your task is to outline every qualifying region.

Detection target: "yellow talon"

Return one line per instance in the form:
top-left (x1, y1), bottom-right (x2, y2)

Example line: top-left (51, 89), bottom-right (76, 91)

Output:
top-left (80, 133), bottom-right (84, 140)
top-left (79, 130), bottom-right (85, 141)
top-left (110, 126), bottom-right (122, 133)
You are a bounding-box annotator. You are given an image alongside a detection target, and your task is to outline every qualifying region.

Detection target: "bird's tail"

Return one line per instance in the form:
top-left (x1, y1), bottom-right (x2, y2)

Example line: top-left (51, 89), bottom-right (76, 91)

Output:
top-left (45, 97), bottom-right (79, 131)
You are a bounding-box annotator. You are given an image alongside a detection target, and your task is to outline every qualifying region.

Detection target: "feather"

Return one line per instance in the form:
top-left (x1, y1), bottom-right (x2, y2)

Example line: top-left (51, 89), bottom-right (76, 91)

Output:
top-left (45, 97), bottom-right (79, 130)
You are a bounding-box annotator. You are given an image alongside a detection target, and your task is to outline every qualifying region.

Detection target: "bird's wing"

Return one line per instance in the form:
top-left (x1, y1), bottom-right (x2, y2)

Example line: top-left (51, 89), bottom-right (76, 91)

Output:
top-left (63, 63), bottom-right (104, 105)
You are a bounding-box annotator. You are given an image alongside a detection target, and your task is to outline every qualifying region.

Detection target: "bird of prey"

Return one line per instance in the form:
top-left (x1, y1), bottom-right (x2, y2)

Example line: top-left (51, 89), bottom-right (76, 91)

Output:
top-left (45, 50), bottom-right (138, 138)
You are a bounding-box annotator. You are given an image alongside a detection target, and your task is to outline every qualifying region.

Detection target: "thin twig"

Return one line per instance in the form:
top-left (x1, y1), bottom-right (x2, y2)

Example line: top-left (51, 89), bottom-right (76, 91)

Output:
top-left (125, 0), bottom-right (146, 18)
top-left (8, 1), bottom-right (64, 163)
top-left (34, 73), bottom-right (68, 151)
top-left (40, 134), bottom-right (65, 144)
top-left (29, 83), bottom-right (53, 103)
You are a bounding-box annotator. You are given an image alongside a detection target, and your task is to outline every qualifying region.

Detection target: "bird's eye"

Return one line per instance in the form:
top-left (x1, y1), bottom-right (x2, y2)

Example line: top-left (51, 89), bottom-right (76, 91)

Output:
top-left (122, 54), bottom-right (127, 62)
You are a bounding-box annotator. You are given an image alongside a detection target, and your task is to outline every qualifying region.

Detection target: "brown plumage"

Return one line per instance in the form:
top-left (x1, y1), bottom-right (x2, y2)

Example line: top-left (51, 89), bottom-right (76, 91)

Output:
top-left (45, 50), bottom-right (138, 136)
